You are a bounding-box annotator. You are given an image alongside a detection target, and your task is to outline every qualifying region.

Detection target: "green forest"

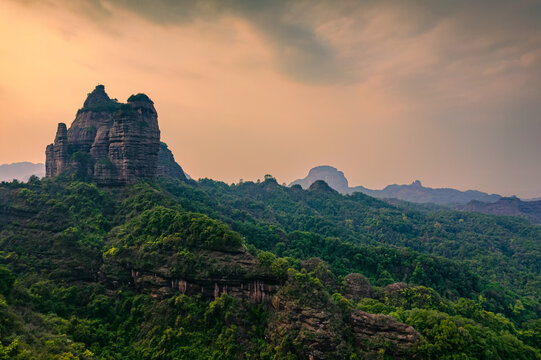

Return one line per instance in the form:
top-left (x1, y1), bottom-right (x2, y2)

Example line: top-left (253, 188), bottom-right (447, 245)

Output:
top-left (0, 175), bottom-right (539, 359)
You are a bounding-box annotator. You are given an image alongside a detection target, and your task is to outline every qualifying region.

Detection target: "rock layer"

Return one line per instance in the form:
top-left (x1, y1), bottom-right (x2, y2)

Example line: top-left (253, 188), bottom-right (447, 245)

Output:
top-left (130, 270), bottom-right (280, 303)
top-left (45, 123), bottom-right (69, 177)
top-left (45, 85), bottom-right (185, 185)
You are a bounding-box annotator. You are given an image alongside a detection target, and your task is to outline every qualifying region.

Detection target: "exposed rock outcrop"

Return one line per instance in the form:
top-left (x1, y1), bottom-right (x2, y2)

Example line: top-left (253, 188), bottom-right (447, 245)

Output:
top-left (45, 123), bottom-right (69, 177)
top-left (349, 310), bottom-right (421, 358)
top-left (268, 285), bottom-right (347, 359)
top-left (102, 246), bottom-right (281, 303)
top-left (130, 270), bottom-right (279, 303)
top-left (267, 272), bottom-right (421, 359)
top-left (45, 85), bottom-right (185, 185)
top-left (157, 142), bottom-right (187, 180)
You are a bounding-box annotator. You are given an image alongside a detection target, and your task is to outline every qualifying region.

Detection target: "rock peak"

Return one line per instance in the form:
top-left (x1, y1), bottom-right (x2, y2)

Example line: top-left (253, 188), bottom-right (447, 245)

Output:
top-left (46, 85), bottom-right (186, 185)
top-left (290, 165), bottom-right (349, 192)
top-left (54, 123), bottom-right (68, 144)
top-left (83, 84), bottom-right (112, 108)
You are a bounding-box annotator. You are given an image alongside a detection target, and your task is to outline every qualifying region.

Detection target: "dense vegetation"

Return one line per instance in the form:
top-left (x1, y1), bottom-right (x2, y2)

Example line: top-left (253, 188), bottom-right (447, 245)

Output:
top-left (0, 175), bottom-right (539, 359)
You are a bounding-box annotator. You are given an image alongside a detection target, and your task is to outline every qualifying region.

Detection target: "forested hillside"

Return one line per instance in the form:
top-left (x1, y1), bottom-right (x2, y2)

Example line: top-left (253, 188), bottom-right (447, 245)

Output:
top-left (0, 175), bottom-right (539, 359)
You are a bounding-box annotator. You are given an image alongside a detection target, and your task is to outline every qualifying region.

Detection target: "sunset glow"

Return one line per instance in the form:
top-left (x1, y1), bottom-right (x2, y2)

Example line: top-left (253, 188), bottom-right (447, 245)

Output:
top-left (1, 0), bottom-right (540, 196)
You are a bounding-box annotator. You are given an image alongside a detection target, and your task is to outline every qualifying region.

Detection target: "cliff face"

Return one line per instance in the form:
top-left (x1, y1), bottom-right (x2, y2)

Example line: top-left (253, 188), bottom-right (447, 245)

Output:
top-left (45, 85), bottom-right (185, 185)
top-left (45, 123), bottom-right (69, 177)
top-left (157, 142), bottom-right (187, 180)
top-left (267, 274), bottom-right (421, 359)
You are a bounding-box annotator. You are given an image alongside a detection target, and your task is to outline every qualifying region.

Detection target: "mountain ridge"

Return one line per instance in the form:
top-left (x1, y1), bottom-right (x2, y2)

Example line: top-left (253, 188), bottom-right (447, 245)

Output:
top-left (457, 196), bottom-right (541, 224)
top-left (290, 165), bottom-right (502, 205)
top-left (0, 162), bottom-right (45, 182)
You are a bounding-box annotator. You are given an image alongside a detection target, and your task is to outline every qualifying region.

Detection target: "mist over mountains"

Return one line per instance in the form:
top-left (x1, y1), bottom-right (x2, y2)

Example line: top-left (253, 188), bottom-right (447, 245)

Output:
top-left (290, 165), bottom-right (502, 205)
top-left (290, 166), bottom-right (541, 223)
top-left (456, 197), bottom-right (541, 224)
top-left (0, 162), bottom-right (44, 182)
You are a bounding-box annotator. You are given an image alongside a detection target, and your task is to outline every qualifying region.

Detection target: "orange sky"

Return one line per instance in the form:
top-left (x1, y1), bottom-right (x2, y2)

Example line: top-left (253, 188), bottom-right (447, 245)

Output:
top-left (1, 0), bottom-right (541, 197)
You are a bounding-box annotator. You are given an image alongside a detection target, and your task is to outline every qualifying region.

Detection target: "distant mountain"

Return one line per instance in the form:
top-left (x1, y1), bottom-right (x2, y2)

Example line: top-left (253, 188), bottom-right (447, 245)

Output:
top-left (355, 180), bottom-right (502, 205)
top-left (0, 162), bottom-right (45, 182)
top-left (290, 165), bottom-right (502, 205)
top-left (458, 197), bottom-right (541, 224)
top-left (290, 165), bottom-right (350, 193)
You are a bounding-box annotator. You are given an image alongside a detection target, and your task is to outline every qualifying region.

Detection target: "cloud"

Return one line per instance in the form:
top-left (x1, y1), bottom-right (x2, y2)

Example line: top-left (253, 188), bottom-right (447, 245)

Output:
top-left (10, 0), bottom-right (541, 88)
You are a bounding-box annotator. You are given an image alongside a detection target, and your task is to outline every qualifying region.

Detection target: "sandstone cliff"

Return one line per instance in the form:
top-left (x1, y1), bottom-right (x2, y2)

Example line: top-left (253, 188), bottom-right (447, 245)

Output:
top-left (157, 142), bottom-right (187, 180)
top-left (267, 271), bottom-right (421, 359)
top-left (45, 85), bottom-right (185, 185)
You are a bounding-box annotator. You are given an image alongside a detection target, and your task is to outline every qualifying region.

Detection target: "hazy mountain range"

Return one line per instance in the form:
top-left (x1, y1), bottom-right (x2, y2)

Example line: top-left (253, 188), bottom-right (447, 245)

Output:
top-left (290, 165), bottom-right (541, 223)
top-left (456, 197), bottom-right (541, 224)
top-left (0, 162), bottom-right (44, 182)
top-left (290, 165), bottom-right (502, 205)
top-left (4, 161), bottom-right (540, 223)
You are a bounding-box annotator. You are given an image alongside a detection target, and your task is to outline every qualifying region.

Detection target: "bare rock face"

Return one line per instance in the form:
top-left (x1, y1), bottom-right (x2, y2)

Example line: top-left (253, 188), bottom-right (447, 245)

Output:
top-left (103, 247), bottom-right (280, 303)
top-left (105, 96), bottom-right (160, 184)
top-left (45, 85), bottom-right (185, 185)
top-left (67, 85), bottom-right (115, 155)
top-left (268, 284), bottom-right (348, 359)
top-left (45, 123), bottom-right (69, 177)
top-left (349, 310), bottom-right (421, 358)
top-left (267, 273), bottom-right (421, 359)
top-left (157, 142), bottom-right (187, 180)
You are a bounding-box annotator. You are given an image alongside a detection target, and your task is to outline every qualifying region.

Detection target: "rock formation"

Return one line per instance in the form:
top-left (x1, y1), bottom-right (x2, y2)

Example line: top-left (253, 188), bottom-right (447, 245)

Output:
top-left (267, 274), bottom-right (421, 359)
top-left (45, 85), bottom-right (185, 185)
top-left (157, 142), bottom-right (187, 180)
top-left (45, 123), bottom-right (69, 177)
top-left (349, 310), bottom-right (421, 358)
top-left (290, 165), bottom-right (350, 193)
top-left (114, 249), bottom-right (281, 303)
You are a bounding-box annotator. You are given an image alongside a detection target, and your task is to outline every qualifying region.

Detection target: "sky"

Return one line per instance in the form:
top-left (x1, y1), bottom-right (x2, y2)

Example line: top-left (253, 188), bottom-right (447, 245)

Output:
top-left (1, 0), bottom-right (541, 197)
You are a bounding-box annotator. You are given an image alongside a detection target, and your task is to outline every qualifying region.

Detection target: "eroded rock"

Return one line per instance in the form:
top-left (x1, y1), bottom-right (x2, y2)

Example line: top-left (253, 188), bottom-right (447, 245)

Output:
top-left (349, 310), bottom-right (421, 358)
top-left (45, 85), bottom-right (185, 185)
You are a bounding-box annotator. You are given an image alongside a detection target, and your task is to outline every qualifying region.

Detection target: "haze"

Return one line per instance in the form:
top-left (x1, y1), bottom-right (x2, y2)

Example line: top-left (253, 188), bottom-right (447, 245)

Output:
top-left (1, 0), bottom-right (540, 197)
